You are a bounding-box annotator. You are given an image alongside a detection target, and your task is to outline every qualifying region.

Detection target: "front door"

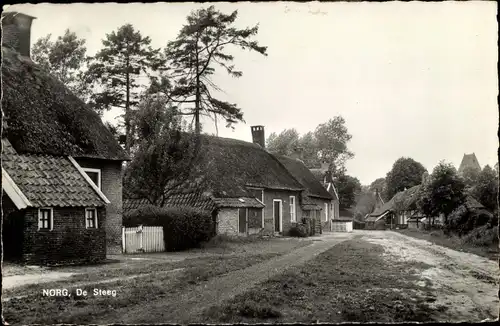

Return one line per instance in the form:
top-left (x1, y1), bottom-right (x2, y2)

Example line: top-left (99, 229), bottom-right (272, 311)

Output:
top-left (273, 200), bottom-right (282, 232)
top-left (238, 208), bottom-right (247, 234)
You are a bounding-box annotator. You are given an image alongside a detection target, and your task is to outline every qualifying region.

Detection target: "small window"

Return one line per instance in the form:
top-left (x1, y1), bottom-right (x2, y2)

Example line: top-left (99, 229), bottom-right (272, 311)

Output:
top-left (290, 196), bottom-right (296, 222)
top-left (38, 208), bottom-right (53, 230)
top-left (83, 168), bottom-right (101, 189)
top-left (85, 208), bottom-right (98, 229)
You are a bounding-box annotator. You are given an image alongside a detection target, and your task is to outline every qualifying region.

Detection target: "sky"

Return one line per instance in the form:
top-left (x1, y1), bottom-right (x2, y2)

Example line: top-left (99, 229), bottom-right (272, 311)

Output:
top-left (4, 1), bottom-right (498, 185)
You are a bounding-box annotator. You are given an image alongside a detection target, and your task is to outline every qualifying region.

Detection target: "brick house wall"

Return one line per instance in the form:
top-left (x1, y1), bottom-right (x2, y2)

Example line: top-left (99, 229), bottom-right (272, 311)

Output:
top-left (217, 208), bottom-right (239, 235)
top-left (262, 189), bottom-right (303, 235)
top-left (22, 206), bottom-right (106, 265)
top-left (76, 158), bottom-right (123, 254)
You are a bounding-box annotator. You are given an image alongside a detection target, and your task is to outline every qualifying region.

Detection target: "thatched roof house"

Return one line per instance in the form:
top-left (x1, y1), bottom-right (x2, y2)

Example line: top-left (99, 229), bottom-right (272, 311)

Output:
top-left (2, 12), bottom-right (128, 263)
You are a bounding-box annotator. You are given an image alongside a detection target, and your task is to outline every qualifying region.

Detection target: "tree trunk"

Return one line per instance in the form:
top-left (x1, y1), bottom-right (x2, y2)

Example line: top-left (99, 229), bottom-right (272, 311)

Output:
top-left (125, 55), bottom-right (131, 154)
top-left (194, 37), bottom-right (201, 135)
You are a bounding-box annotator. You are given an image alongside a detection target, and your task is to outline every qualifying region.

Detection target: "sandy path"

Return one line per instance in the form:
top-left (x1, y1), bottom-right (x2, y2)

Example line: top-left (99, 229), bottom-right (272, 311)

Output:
top-left (360, 230), bottom-right (499, 322)
top-left (92, 232), bottom-right (357, 324)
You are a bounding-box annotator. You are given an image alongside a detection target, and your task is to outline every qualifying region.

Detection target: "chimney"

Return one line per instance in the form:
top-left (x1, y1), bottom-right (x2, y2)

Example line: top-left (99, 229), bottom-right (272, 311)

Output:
top-left (1, 12), bottom-right (36, 58)
top-left (324, 170), bottom-right (332, 184)
top-left (251, 125), bottom-right (265, 149)
top-left (290, 146), bottom-right (304, 161)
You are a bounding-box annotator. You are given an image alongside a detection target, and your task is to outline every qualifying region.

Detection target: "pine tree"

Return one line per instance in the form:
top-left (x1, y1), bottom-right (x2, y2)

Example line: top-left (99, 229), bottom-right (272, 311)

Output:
top-left (165, 6), bottom-right (267, 134)
top-left (87, 24), bottom-right (164, 153)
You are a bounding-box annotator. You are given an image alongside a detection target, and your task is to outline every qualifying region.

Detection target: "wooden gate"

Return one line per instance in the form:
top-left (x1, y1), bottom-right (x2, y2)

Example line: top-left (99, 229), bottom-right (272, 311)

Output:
top-left (122, 226), bottom-right (165, 254)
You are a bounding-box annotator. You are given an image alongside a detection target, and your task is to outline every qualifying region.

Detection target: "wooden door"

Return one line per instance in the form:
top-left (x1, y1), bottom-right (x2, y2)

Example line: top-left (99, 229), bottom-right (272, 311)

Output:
top-left (273, 200), bottom-right (281, 232)
top-left (238, 208), bottom-right (247, 234)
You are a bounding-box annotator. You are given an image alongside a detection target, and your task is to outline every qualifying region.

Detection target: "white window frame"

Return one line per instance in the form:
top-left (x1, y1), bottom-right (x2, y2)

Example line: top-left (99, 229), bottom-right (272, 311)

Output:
top-left (325, 203), bottom-right (329, 222)
top-left (85, 208), bottom-right (99, 229)
top-left (289, 196), bottom-right (296, 223)
top-left (38, 207), bottom-right (54, 231)
top-left (82, 168), bottom-right (101, 190)
top-left (273, 199), bottom-right (283, 232)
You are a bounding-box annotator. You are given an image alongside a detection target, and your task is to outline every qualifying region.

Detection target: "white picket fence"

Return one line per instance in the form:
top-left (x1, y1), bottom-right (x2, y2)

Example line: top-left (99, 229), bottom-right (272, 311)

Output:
top-left (122, 226), bottom-right (165, 254)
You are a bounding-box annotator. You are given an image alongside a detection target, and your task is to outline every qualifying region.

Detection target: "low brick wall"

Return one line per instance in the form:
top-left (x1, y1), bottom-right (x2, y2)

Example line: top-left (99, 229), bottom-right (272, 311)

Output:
top-left (22, 207), bottom-right (106, 265)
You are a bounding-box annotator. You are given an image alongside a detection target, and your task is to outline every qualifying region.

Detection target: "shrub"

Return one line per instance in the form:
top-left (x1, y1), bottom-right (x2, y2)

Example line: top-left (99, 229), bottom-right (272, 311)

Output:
top-left (123, 206), bottom-right (214, 251)
top-left (123, 205), bottom-right (165, 227)
top-left (289, 223), bottom-right (309, 237)
top-left (462, 225), bottom-right (499, 247)
top-left (353, 220), bottom-right (366, 229)
top-left (446, 206), bottom-right (493, 236)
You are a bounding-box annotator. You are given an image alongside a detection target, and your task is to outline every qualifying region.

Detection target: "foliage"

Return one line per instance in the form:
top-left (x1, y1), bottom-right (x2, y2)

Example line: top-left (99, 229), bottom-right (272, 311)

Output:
top-left (336, 174), bottom-right (362, 209)
top-left (288, 223), bottom-right (309, 237)
top-left (385, 157), bottom-right (427, 199)
top-left (314, 117), bottom-right (354, 171)
top-left (469, 165), bottom-right (498, 212)
top-left (461, 166), bottom-right (481, 189)
top-left (266, 129), bottom-right (300, 156)
top-left (123, 102), bottom-right (201, 206)
top-left (87, 24), bottom-right (163, 152)
top-left (123, 206), bottom-right (214, 251)
top-left (461, 225), bottom-right (499, 247)
top-left (266, 116), bottom-right (354, 171)
top-left (417, 161), bottom-right (466, 226)
top-left (353, 191), bottom-right (377, 220)
top-left (165, 5), bottom-right (267, 133)
top-left (369, 178), bottom-right (388, 201)
top-left (31, 29), bottom-right (90, 101)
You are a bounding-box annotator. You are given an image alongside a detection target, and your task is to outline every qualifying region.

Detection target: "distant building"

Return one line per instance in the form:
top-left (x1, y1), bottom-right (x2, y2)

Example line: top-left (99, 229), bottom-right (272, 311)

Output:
top-left (458, 153), bottom-right (481, 175)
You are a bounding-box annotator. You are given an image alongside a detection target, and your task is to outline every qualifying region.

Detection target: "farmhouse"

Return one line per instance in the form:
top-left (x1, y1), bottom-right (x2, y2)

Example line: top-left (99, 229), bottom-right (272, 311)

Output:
top-left (1, 12), bottom-right (128, 263)
top-left (275, 155), bottom-right (338, 233)
top-left (125, 126), bottom-right (307, 236)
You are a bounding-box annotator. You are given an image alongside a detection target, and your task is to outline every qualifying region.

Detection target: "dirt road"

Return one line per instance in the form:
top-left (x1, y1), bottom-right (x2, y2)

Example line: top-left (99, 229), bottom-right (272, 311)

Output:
top-left (361, 230), bottom-right (498, 322)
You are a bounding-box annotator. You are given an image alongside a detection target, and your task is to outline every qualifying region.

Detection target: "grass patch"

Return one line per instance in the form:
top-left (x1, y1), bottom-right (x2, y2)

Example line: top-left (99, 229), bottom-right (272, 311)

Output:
top-left (202, 239), bottom-right (440, 323)
top-left (396, 228), bottom-right (498, 261)
top-left (2, 253), bottom-right (279, 325)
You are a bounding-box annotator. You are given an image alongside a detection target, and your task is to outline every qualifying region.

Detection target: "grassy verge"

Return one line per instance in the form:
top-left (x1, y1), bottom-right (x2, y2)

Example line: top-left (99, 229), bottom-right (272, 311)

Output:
top-left (396, 228), bottom-right (498, 261)
top-left (202, 239), bottom-right (444, 323)
top-left (2, 253), bottom-right (280, 325)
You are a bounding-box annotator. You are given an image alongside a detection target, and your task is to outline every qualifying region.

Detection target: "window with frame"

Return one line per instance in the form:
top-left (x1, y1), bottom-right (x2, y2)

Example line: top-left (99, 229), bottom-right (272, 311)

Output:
top-left (38, 208), bottom-right (53, 230)
top-left (82, 168), bottom-right (101, 189)
top-left (290, 196), bottom-right (296, 222)
top-left (85, 208), bottom-right (98, 229)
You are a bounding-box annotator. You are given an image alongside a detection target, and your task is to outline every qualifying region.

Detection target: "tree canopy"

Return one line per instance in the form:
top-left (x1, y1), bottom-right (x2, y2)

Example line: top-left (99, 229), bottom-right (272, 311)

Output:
top-left (31, 29), bottom-right (89, 101)
top-left (385, 157), bottom-right (427, 199)
top-left (165, 5), bottom-right (267, 134)
top-left (417, 161), bottom-right (466, 225)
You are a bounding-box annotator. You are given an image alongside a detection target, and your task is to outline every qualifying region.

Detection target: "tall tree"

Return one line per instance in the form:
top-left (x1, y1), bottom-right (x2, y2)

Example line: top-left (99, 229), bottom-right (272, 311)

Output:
top-left (124, 95), bottom-right (200, 206)
top-left (87, 24), bottom-right (163, 153)
top-left (314, 116), bottom-right (354, 172)
top-left (471, 165), bottom-right (498, 212)
top-left (461, 166), bottom-right (481, 189)
top-left (336, 174), bottom-right (362, 209)
top-left (31, 29), bottom-right (89, 101)
top-left (417, 161), bottom-right (466, 226)
top-left (266, 129), bottom-right (300, 156)
top-left (385, 157), bottom-right (427, 199)
top-left (165, 6), bottom-right (267, 134)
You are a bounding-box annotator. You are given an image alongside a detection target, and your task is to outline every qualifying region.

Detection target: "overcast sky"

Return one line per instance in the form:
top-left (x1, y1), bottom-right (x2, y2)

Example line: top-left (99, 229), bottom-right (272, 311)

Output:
top-left (5, 1), bottom-right (498, 185)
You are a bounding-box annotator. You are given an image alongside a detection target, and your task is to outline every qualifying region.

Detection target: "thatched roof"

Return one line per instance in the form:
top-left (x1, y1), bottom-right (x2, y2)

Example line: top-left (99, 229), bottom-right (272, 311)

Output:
top-left (179, 135), bottom-right (304, 198)
top-left (1, 47), bottom-right (128, 161)
top-left (370, 185), bottom-right (421, 217)
top-left (275, 155), bottom-right (332, 200)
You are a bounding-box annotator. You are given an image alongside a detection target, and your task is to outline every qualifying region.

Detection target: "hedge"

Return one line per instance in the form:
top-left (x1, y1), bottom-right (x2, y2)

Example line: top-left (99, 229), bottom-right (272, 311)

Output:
top-left (123, 205), bottom-right (215, 251)
top-left (289, 223), bottom-right (309, 237)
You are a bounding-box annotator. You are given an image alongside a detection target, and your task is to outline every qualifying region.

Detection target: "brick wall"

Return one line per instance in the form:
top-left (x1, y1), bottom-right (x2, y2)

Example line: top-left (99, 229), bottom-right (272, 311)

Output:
top-left (22, 207), bottom-right (106, 265)
top-left (217, 208), bottom-right (239, 235)
top-left (76, 158), bottom-right (123, 254)
top-left (262, 189), bottom-right (303, 235)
